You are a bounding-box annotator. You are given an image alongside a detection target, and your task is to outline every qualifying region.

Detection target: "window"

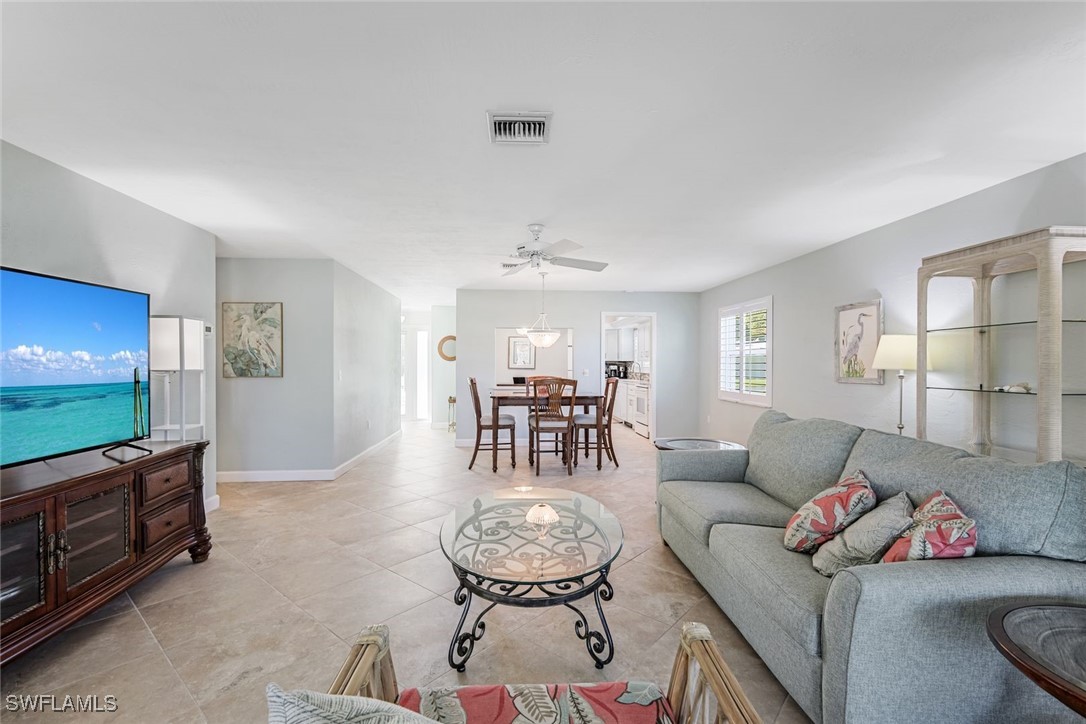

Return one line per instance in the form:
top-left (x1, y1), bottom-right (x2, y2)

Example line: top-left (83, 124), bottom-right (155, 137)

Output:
top-left (719, 296), bottom-right (772, 406)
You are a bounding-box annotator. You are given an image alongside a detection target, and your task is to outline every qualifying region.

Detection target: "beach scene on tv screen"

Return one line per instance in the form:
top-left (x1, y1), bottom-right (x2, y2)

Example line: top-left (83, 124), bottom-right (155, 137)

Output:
top-left (0, 270), bottom-right (150, 466)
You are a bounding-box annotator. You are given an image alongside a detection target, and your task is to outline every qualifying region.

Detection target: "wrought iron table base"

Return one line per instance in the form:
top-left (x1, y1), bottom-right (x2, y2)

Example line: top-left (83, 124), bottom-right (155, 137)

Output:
top-left (447, 567), bottom-right (615, 671)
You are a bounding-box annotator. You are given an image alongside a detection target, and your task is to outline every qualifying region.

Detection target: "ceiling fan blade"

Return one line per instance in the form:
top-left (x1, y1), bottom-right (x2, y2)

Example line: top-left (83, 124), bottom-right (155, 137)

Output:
top-left (541, 238), bottom-right (582, 258)
top-left (550, 256), bottom-right (608, 272)
top-left (502, 262), bottom-right (529, 276)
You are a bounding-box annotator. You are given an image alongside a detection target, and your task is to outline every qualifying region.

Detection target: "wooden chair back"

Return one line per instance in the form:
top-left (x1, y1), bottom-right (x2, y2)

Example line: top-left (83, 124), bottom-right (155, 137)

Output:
top-left (530, 377), bottom-right (577, 422)
top-left (602, 376), bottom-right (619, 421)
top-left (468, 377), bottom-right (483, 423)
top-left (328, 620), bottom-right (762, 723)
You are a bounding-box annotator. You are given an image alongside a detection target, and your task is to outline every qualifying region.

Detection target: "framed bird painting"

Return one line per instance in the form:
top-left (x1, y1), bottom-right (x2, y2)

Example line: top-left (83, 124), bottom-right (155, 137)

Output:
top-left (222, 302), bottom-right (283, 378)
top-left (834, 299), bottom-right (883, 384)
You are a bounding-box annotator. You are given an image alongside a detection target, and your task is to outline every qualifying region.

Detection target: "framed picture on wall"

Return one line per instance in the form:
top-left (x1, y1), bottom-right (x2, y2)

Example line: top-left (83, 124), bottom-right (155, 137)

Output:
top-left (834, 299), bottom-right (884, 384)
top-left (508, 336), bottom-right (536, 369)
top-left (222, 302), bottom-right (283, 378)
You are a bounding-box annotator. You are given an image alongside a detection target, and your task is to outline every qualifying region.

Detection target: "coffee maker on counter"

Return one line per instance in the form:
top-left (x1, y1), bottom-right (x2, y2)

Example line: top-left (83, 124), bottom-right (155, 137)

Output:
top-left (605, 361), bottom-right (629, 379)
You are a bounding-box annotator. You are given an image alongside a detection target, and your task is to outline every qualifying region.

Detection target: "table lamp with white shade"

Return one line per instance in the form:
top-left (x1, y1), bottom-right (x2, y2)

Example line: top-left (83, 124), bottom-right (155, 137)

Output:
top-left (872, 334), bottom-right (925, 435)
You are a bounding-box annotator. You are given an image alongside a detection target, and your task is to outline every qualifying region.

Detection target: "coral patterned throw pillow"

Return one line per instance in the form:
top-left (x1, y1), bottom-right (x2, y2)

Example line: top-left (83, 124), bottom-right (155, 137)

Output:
top-left (783, 471), bottom-right (877, 553)
top-left (882, 490), bottom-right (977, 563)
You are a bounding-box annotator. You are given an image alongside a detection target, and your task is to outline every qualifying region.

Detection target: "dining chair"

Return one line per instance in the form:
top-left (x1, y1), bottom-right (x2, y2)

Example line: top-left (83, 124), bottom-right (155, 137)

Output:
top-left (573, 375), bottom-right (619, 468)
top-left (527, 375), bottom-right (561, 457)
top-left (467, 377), bottom-right (515, 470)
top-left (528, 376), bottom-right (577, 476)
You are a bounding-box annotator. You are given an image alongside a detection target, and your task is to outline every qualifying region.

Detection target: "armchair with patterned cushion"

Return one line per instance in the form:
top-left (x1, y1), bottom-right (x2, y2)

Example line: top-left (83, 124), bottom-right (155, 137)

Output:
top-left (267, 622), bottom-right (761, 724)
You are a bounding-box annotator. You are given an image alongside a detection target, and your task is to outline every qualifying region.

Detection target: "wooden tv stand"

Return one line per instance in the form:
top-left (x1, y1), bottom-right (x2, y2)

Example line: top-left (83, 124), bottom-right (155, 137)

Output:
top-left (0, 440), bottom-right (211, 665)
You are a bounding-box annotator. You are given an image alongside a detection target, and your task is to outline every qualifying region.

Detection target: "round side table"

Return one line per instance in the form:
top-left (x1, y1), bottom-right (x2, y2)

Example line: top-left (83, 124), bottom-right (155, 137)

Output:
top-left (987, 602), bottom-right (1086, 716)
top-left (654, 437), bottom-right (745, 451)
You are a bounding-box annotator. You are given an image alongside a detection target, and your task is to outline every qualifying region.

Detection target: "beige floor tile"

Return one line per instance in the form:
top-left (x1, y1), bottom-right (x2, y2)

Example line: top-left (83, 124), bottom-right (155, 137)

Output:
top-left (605, 559), bottom-right (706, 625)
top-left (388, 549), bottom-right (459, 595)
top-left (164, 601), bottom-right (342, 705)
top-left (629, 544), bottom-right (695, 580)
top-left (255, 550), bottom-right (381, 601)
top-left (139, 569), bottom-right (290, 650)
top-left (293, 570), bottom-right (435, 640)
top-left (775, 696), bottom-right (814, 723)
top-left (4, 651), bottom-right (200, 724)
top-left (0, 611), bottom-right (160, 694)
top-left (126, 546), bottom-right (248, 608)
top-left (345, 526), bottom-right (439, 567)
top-left (349, 487), bottom-right (424, 511)
top-left (380, 498), bottom-right (454, 525)
top-left (314, 509), bottom-right (409, 546)
top-left (70, 591), bottom-right (135, 628)
top-left (219, 532), bottom-right (342, 571)
top-left (413, 515), bottom-right (448, 535)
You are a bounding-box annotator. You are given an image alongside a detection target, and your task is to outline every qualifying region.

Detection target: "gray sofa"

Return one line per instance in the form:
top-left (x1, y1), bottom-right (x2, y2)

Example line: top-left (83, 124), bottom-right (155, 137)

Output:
top-left (656, 410), bottom-right (1086, 724)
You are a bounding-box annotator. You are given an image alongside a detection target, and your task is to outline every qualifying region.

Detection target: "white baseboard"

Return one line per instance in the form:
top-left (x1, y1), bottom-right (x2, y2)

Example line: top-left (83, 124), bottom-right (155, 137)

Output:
top-left (218, 429), bottom-right (403, 483)
top-left (204, 494), bottom-right (221, 513)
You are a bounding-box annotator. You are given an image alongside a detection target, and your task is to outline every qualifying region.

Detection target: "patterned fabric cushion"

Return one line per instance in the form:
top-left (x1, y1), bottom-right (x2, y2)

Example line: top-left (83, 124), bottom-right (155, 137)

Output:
top-left (266, 684), bottom-right (434, 724)
top-left (783, 471), bottom-right (877, 553)
top-left (882, 490), bottom-right (978, 563)
top-left (398, 681), bottom-right (674, 724)
top-left (812, 492), bottom-right (914, 576)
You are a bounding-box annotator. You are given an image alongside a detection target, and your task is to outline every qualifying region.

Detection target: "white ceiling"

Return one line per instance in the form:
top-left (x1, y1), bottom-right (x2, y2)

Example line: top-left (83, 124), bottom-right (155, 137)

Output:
top-left (3, 3), bottom-right (1084, 309)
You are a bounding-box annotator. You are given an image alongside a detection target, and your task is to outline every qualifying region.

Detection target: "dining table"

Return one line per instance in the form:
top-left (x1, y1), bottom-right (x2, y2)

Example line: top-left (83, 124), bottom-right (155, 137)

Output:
top-left (489, 388), bottom-right (604, 473)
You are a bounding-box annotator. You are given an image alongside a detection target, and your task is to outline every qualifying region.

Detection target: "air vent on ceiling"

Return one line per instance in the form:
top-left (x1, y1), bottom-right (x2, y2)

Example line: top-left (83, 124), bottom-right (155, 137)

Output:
top-left (487, 110), bottom-right (552, 144)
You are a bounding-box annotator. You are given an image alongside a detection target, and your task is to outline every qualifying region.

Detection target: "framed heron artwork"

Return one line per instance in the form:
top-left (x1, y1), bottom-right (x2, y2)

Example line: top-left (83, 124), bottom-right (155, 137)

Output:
top-left (835, 299), bottom-right (883, 384)
top-left (222, 302), bottom-right (283, 377)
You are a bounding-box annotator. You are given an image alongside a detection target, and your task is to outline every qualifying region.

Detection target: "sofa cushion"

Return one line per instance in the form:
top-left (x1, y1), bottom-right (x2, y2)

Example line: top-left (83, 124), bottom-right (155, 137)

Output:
top-left (783, 470), bottom-right (877, 553)
top-left (843, 429), bottom-right (1086, 561)
top-left (708, 523), bottom-right (831, 656)
top-left (399, 682), bottom-right (673, 724)
top-left (812, 492), bottom-right (914, 576)
top-left (658, 480), bottom-right (794, 543)
top-left (882, 490), bottom-right (977, 563)
top-left (744, 410), bottom-right (864, 510)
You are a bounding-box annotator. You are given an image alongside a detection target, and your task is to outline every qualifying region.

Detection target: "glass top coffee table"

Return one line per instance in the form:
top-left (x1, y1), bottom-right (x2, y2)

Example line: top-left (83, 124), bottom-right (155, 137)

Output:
top-left (439, 487), bottom-right (623, 671)
top-left (987, 603), bottom-right (1086, 716)
top-left (654, 437), bottom-right (745, 451)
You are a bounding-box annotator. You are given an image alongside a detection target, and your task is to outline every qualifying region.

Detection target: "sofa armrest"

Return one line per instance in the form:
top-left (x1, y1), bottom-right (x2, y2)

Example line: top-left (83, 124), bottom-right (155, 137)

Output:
top-left (656, 449), bottom-right (749, 485)
top-left (822, 556), bottom-right (1086, 724)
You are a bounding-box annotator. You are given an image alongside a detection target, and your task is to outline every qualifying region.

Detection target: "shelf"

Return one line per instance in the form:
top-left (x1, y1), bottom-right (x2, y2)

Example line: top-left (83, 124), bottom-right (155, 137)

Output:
top-left (151, 424), bottom-right (204, 432)
top-left (927, 386), bottom-right (1086, 396)
top-left (67, 507), bottom-right (120, 531)
top-left (927, 319), bottom-right (1086, 333)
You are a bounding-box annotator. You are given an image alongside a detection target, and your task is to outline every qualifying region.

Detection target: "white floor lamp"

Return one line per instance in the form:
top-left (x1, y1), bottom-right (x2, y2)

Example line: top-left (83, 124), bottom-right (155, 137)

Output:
top-left (872, 334), bottom-right (919, 435)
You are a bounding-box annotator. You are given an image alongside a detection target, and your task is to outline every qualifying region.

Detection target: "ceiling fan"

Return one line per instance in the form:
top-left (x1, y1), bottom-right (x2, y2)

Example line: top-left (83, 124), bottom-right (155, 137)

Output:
top-left (501, 224), bottom-right (609, 276)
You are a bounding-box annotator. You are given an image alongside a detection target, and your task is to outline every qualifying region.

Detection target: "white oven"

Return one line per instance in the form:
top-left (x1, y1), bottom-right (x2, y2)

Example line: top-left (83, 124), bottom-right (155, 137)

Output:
top-left (633, 384), bottom-right (649, 438)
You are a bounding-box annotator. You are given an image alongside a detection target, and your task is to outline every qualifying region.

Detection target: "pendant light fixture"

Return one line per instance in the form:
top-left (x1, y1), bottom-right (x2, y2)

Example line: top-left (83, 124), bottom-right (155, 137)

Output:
top-left (519, 272), bottom-right (561, 348)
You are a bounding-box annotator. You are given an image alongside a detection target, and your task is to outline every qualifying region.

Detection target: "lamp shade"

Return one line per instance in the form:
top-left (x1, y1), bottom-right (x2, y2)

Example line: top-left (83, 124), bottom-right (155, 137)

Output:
top-left (525, 503), bottom-right (560, 527)
top-left (151, 316), bottom-right (205, 371)
top-left (871, 334), bottom-right (918, 372)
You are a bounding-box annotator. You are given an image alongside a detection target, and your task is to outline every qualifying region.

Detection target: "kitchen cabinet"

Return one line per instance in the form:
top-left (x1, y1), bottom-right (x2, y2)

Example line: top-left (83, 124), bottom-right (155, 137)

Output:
top-left (618, 328), bottom-right (635, 361)
top-left (605, 329), bottom-right (619, 360)
top-left (613, 380), bottom-right (629, 423)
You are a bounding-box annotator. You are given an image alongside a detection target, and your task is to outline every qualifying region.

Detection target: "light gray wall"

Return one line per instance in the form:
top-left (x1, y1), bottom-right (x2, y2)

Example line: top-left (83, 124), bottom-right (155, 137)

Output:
top-left (698, 153), bottom-right (1086, 461)
top-left (430, 305), bottom-right (456, 427)
top-left (456, 290), bottom-right (699, 442)
top-left (1, 142), bottom-right (219, 500)
top-left (333, 262), bottom-right (401, 467)
top-left (216, 258), bottom-right (335, 472)
top-left (494, 328), bottom-right (570, 382)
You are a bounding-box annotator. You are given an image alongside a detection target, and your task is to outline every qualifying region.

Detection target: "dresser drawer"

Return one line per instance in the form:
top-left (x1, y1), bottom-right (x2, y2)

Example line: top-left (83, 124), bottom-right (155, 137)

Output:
top-left (141, 497), bottom-right (192, 551)
top-left (141, 460), bottom-right (191, 508)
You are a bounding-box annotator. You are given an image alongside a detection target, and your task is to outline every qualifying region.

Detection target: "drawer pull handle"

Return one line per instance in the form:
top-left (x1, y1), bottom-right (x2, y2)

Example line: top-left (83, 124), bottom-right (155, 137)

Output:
top-left (164, 478), bottom-right (171, 485)
top-left (165, 521), bottom-right (173, 527)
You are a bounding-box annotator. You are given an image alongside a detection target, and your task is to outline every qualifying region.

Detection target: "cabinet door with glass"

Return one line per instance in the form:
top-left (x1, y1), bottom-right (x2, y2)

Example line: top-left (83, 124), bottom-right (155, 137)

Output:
top-left (56, 475), bottom-right (135, 604)
top-left (0, 498), bottom-right (56, 636)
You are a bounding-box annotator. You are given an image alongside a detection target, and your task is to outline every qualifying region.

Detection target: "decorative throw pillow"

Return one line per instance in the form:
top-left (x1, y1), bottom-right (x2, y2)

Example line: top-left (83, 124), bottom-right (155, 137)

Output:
top-left (266, 683), bottom-right (434, 724)
top-left (882, 490), bottom-right (978, 563)
top-left (812, 492), bottom-right (914, 576)
top-left (783, 470), bottom-right (877, 553)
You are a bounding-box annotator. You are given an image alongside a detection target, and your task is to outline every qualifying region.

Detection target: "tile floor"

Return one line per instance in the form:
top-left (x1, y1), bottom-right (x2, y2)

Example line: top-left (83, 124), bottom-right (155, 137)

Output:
top-left (1, 422), bottom-right (810, 723)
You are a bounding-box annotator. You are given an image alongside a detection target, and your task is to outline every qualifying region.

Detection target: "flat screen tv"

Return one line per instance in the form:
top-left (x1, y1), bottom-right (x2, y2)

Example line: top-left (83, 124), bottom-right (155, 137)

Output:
top-left (1, 267), bottom-right (151, 467)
